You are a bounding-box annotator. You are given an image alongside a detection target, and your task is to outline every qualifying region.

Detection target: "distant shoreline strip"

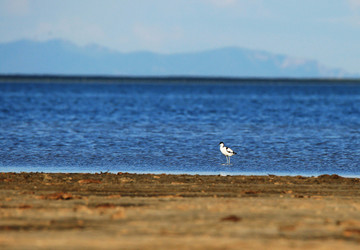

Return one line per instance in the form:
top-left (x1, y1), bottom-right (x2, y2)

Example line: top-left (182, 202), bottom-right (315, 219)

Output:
top-left (1, 74), bottom-right (360, 85)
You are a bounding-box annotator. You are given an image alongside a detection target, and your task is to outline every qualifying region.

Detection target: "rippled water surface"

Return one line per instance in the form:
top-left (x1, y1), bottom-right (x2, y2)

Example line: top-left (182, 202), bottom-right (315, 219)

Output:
top-left (1, 80), bottom-right (360, 176)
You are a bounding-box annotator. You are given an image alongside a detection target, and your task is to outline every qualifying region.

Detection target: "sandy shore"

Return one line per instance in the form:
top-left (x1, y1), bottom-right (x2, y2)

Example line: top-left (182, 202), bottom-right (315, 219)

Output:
top-left (1, 172), bottom-right (360, 249)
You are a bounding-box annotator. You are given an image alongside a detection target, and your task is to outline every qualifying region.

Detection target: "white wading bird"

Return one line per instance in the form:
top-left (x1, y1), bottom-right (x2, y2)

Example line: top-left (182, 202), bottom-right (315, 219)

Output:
top-left (219, 142), bottom-right (237, 164)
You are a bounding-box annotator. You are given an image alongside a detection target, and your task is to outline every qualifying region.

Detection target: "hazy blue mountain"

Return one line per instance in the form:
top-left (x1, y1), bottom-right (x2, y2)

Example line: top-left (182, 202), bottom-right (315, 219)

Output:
top-left (0, 39), bottom-right (351, 78)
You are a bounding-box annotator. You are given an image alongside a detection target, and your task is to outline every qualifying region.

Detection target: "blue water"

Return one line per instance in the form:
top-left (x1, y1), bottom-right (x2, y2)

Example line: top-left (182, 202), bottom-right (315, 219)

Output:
top-left (1, 80), bottom-right (360, 176)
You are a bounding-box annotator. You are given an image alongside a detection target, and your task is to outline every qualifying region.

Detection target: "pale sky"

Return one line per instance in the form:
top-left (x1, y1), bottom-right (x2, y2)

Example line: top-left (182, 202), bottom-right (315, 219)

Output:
top-left (1, 0), bottom-right (360, 73)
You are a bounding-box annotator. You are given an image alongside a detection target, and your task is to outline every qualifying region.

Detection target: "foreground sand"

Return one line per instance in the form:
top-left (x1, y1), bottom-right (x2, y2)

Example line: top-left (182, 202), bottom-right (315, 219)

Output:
top-left (1, 172), bottom-right (360, 249)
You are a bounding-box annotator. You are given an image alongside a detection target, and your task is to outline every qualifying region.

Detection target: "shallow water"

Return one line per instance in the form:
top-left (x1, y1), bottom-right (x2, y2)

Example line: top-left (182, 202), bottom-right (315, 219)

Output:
top-left (1, 80), bottom-right (360, 176)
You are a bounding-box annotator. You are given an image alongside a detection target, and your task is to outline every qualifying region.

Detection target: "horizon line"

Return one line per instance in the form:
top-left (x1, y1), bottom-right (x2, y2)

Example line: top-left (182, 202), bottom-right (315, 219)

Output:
top-left (1, 74), bottom-right (360, 84)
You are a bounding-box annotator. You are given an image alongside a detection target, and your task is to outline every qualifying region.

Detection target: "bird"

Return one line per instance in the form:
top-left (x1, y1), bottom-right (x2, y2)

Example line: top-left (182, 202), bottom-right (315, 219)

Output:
top-left (219, 142), bottom-right (237, 165)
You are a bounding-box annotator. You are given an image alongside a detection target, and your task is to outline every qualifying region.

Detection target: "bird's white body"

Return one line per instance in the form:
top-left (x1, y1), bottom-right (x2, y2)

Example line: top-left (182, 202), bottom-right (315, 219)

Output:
top-left (219, 142), bottom-right (237, 164)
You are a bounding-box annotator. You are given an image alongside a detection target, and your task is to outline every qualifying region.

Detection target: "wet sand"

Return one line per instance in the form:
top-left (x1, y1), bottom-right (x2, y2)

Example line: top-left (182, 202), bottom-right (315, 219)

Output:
top-left (1, 172), bottom-right (360, 249)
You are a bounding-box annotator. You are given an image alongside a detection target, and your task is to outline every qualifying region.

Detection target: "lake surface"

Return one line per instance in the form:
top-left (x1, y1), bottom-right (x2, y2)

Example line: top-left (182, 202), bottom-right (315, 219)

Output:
top-left (1, 79), bottom-right (360, 176)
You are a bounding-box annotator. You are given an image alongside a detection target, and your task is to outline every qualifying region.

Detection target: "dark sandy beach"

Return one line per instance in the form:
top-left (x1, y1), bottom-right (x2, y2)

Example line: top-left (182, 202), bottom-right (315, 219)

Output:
top-left (1, 172), bottom-right (360, 249)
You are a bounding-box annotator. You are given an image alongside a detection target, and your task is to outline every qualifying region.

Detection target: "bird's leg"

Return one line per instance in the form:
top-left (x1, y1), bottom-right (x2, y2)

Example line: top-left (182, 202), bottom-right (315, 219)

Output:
top-left (229, 157), bottom-right (231, 164)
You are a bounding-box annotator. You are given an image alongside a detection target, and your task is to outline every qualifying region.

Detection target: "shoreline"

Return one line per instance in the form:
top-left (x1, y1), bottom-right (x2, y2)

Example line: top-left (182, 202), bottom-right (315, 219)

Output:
top-left (3, 170), bottom-right (360, 179)
top-left (1, 172), bottom-right (360, 249)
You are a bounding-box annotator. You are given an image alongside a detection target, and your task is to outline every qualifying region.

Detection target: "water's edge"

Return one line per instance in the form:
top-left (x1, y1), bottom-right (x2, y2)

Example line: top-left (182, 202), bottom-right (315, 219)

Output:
top-left (2, 170), bottom-right (359, 178)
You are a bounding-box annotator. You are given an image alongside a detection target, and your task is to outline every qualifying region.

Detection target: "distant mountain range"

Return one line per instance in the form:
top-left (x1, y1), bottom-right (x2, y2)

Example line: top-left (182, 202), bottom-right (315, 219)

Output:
top-left (0, 39), bottom-right (353, 78)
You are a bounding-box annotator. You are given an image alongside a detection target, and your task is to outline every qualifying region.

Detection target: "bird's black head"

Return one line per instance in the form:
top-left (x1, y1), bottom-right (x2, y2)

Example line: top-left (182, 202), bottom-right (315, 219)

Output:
top-left (219, 142), bottom-right (224, 145)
